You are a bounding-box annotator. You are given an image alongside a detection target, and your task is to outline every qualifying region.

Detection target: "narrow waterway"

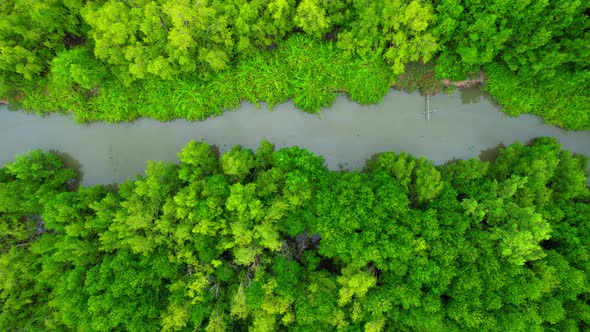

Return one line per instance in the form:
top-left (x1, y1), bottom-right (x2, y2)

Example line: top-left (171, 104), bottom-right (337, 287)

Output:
top-left (1, 88), bottom-right (588, 186)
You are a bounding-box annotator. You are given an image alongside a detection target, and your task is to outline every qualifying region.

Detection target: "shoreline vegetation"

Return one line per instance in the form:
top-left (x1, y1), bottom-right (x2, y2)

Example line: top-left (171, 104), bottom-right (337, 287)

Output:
top-left (0, 1), bottom-right (588, 129)
top-left (1, 138), bottom-right (589, 331)
top-left (1, 2), bottom-right (589, 330)
top-left (0, 72), bottom-right (489, 106)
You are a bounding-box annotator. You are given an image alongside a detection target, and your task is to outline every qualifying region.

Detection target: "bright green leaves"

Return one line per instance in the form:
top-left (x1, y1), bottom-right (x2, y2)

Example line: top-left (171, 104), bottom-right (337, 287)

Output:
top-left (283, 171), bottom-right (312, 207)
top-left (42, 187), bottom-right (107, 265)
top-left (440, 158), bottom-right (489, 196)
top-left (12, 31), bottom-right (396, 122)
top-left (229, 0), bottom-right (296, 51)
top-left (82, 1), bottom-right (144, 79)
top-left (224, 181), bottom-right (280, 264)
top-left (434, 0), bottom-right (505, 77)
top-left (495, 205), bottom-right (551, 265)
top-left (0, 150), bottom-right (77, 331)
top-left (368, 151), bottom-right (415, 191)
top-left (100, 161), bottom-right (180, 254)
top-left (221, 145), bottom-right (256, 182)
top-left (484, 61), bottom-right (590, 129)
top-left (293, 270), bottom-right (339, 328)
top-left (312, 171), bottom-right (412, 271)
top-left (0, 150), bottom-right (75, 216)
top-left (226, 183), bottom-right (264, 265)
top-left (266, 0), bottom-right (296, 35)
top-left (294, 0), bottom-right (330, 37)
top-left (76, 249), bottom-right (176, 331)
top-left (414, 159), bottom-right (444, 204)
top-left (83, 0), bottom-right (228, 81)
top-left (550, 151), bottom-right (588, 201)
top-left (433, 0), bottom-right (590, 128)
top-left (175, 141), bottom-right (322, 269)
top-left (337, 0), bottom-right (438, 75)
top-left (3, 149), bottom-right (74, 186)
top-left (168, 177), bottom-right (228, 241)
top-left (79, 0), bottom-right (290, 82)
top-left (50, 46), bottom-right (110, 91)
top-left (0, 214), bottom-right (34, 250)
top-left (135, 161), bottom-right (181, 204)
top-left (226, 183), bottom-right (263, 223)
top-left (163, 0), bottom-right (202, 52)
top-left (382, 0), bottom-right (438, 75)
top-left (490, 138), bottom-right (569, 207)
top-left (228, 257), bottom-right (303, 329)
top-left (163, 0), bottom-right (232, 72)
top-left (337, 266), bottom-right (377, 306)
top-left (272, 145), bottom-right (326, 181)
top-left (178, 141), bottom-right (219, 182)
top-left (83, 0), bottom-right (184, 80)
top-left (0, 0), bottom-right (587, 131)
top-left (0, 0), bottom-right (83, 86)
top-left (368, 151), bottom-right (443, 204)
top-left (1, 140), bottom-right (589, 331)
top-left (230, 283), bottom-right (249, 319)
top-left (462, 176), bottom-right (552, 266)
top-left (255, 139), bottom-right (275, 171)
top-left (0, 243), bottom-right (56, 330)
top-left (160, 303), bottom-right (190, 331)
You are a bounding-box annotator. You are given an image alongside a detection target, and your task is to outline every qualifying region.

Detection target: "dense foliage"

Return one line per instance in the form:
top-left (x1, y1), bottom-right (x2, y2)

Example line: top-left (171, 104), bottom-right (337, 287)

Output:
top-left (0, 0), bottom-right (588, 128)
top-left (1, 138), bottom-right (589, 331)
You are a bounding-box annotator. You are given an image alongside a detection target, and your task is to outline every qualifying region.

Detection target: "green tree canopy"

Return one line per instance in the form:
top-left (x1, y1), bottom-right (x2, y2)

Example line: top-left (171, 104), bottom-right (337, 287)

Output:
top-left (1, 139), bottom-right (589, 331)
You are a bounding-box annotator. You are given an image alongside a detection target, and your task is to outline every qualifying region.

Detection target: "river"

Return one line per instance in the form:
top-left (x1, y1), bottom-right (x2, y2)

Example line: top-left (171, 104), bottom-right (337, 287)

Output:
top-left (1, 88), bottom-right (588, 186)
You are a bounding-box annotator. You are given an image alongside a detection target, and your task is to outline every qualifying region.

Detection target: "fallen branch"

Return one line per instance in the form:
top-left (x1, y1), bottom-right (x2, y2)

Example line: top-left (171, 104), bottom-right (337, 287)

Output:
top-left (441, 71), bottom-right (486, 88)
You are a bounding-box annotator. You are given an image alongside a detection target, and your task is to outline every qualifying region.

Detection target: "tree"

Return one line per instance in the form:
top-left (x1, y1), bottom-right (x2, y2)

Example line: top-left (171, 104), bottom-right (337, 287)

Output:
top-left (367, 152), bottom-right (443, 205)
top-left (220, 145), bottom-right (256, 183)
top-left (433, 0), bottom-right (590, 129)
top-left (178, 141), bottom-right (219, 183)
top-left (227, 0), bottom-right (297, 51)
top-left (1, 140), bottom-right (589, 331)
top-left (99, 161), bottom-right (180, 254)
top-left (0, 0), bottom-right (85, 94)
top-left (50, 46), bottom-right (109, 91)
top-left (82, 0), bottom-right (171, 82)
top-left (337, 0), bottom-right (438, 75)
top-left (294, 0), bottom-right (330, 37)
top-left (255, 139), bottom-right (275, 171)
top-left (0, 150), bottom-right (75, 331)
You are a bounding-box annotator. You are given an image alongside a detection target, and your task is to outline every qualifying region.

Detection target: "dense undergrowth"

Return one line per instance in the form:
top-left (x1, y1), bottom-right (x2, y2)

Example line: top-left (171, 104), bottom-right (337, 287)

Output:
top-left (17, 36), bottom-right (392, 122)
top-left (1, 138), bottom-right (589, 331)
top-left (1, 0), bottom-right (588, 128)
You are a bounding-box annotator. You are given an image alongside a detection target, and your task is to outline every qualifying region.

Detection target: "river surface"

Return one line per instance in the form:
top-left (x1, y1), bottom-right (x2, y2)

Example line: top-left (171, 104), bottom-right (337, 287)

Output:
top-left (1, 89), bottom-right (589, 186)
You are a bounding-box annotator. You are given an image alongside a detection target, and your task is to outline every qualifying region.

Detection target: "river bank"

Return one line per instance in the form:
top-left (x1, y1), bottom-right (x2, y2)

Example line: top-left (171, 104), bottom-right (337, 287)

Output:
top-left (1, 88), bottom-right (588, 186)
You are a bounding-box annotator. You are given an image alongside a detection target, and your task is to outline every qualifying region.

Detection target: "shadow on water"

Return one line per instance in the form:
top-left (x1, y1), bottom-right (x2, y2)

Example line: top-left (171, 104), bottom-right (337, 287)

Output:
top-left (209, 144), bottom-right (221, 159)
top-left (50, 150), bottom-right (83, 190)
top-left (478, 143), bottom-right (506, 163)
top-left (361, 153), bottom-right (381, 173)
top-left (103, 183), bottom-right (121, 193)
top-left (460, 88), bottom-right (485, 104)
top-left (427, 142), bottom-right (506, 166)
top-left (460, 88), bottom-right (502, 109)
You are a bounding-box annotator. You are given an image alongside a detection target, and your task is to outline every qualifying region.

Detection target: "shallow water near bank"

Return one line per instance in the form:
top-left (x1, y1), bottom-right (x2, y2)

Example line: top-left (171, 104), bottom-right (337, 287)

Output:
top-left (1, 88), bottom-right (589, 186)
